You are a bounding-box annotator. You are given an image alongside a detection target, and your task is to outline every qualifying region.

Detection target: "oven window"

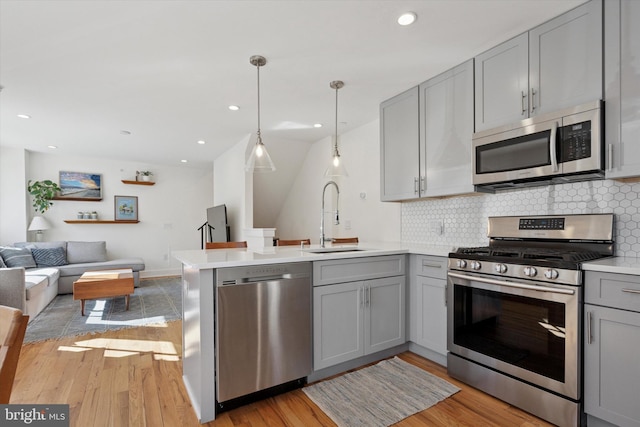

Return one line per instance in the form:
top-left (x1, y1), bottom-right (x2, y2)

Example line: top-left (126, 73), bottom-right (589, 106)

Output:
top-left (453, 285), bottom-right (565, 382)
top-left (476, 131), bottom-right (552, 174)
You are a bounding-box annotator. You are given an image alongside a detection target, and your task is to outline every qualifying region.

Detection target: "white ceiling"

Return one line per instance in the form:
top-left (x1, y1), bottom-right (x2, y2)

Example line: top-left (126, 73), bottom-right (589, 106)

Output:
top-left (0, 0), bottom-right (585, 169)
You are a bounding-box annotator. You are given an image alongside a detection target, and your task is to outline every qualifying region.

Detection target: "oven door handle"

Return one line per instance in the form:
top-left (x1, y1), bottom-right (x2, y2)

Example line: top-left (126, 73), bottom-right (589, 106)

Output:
top-left (447, 272), bottom-right (575, 295)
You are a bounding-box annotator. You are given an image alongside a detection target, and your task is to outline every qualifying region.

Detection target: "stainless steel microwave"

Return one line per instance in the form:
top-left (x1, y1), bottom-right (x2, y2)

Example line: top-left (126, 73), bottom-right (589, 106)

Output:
top-left (472, 100), bottom-right (604, 192)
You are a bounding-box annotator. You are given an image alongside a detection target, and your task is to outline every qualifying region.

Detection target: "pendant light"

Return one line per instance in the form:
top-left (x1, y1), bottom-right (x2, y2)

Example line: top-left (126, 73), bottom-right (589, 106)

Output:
top-left (245, 55), bottom-right (276, 173)
top-left (324, 80), bottom-right (348, 177)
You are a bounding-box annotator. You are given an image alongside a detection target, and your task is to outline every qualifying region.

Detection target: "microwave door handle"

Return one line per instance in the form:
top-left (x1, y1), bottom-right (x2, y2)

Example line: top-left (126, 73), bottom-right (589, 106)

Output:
top-left (550, 121), bottom-right (559, 172)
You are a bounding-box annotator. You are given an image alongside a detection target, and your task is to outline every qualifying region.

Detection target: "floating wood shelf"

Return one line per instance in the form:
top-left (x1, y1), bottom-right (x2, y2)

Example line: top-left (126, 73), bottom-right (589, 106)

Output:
top-left (64, 220), bottom-right (139, 224)
top-left (122, 180), bottom-right (155, 186)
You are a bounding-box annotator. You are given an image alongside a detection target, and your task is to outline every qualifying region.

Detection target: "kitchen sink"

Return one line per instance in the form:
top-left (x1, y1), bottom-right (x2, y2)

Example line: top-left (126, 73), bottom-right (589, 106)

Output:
top-left (304, 247), bottom-right (365, 254)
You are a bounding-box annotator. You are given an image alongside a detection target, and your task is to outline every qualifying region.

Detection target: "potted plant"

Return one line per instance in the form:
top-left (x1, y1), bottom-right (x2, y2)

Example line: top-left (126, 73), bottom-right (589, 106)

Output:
top-left (27, 179), bottom-right (62, 214)
top-left (136, 170), bottom-right (153, 182)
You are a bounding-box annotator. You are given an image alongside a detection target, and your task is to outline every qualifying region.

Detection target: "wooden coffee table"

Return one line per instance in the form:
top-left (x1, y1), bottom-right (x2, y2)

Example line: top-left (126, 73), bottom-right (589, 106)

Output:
top-left (73, 268), bottom-right (134, 316)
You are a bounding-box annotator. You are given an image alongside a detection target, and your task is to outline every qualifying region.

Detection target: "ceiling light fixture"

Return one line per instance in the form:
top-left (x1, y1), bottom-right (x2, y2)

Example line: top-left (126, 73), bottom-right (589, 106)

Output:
top-left (197, 140), bottom-right (206, 145)
top-left (181, 159), bottom-right (188, 163)
top-left (324, 80), bottom-right (348, 178)
top-left (228, 105), bottom-right (240, 111)
top-left (314, 123), bottom-right (323, 128)
top-left (17, 114), bottom-right (31, 119)
top-left (397, 12), bottom-right (417, 26)
top-left (47, 145), bottom-right (57, 149)
top-left (245, 55), bottom-right (276, 173)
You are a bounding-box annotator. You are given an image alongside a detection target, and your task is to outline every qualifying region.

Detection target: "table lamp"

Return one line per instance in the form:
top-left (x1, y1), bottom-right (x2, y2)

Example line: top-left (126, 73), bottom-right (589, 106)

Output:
top-left (28, 216), bottom-right (50, 242)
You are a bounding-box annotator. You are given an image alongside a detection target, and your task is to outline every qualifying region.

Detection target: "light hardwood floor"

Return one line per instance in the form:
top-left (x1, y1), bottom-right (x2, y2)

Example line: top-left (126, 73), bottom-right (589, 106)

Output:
top-left (11, 321), bottom-right (554, 426)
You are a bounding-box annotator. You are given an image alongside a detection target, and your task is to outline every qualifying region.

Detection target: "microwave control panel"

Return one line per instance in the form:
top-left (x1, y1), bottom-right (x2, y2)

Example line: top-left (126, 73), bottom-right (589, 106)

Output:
top-left (561, 121), bottom-right (591, 161)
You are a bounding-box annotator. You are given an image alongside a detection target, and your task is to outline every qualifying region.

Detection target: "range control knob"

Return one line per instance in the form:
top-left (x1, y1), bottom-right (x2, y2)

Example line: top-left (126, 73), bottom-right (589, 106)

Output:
top-left (470, 261), bottom-right (482, 271)
top-left (456, 259), bottom-right (467, 269)
top-left (544, 269), bottom-right (559, 280)
top-left (523, 266), bottom-right (538, 277)
top-left (494, 263), bottom-right (507, 274)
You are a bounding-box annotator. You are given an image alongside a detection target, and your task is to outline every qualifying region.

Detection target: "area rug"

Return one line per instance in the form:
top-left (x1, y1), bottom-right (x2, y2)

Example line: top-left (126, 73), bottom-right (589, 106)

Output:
top-left (303, 356), bottom-right (460, 427)
top-left (24, 276), bottom-right (182, 343)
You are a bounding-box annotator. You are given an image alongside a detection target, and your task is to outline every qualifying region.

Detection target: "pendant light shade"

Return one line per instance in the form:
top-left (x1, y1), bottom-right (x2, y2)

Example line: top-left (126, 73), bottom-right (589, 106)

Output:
top-left (245, 55), bottom-right (276, 173)
top-left (324, 80), bottom-right (348, 177)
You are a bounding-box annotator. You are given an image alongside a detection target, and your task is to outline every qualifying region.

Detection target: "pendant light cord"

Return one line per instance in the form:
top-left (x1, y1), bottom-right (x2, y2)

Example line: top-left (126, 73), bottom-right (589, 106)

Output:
top-left (334, 84), bottom-right (338, 154)
top-left (256, 62), bottom-right (261, 140)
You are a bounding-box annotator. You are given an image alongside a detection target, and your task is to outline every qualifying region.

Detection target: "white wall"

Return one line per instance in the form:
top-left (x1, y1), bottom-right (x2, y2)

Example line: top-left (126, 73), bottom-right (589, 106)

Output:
top-left (0, 147), bottom-right (29, 244)
top-left (213, 134), bottom-right (252, 241)
top-left (2, 151), bottom-right (213, 277)
top-left (275, 119), bottom-right (401, 244)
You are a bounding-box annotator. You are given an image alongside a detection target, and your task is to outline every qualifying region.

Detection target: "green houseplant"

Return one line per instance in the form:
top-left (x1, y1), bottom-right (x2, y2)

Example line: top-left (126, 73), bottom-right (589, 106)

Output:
top-left (27, 179), bottom-right (62, 214)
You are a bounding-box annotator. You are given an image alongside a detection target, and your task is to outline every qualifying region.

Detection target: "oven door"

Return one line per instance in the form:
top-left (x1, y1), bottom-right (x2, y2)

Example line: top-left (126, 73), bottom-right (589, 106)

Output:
top-left (447, 271), bottom-right (581, 400)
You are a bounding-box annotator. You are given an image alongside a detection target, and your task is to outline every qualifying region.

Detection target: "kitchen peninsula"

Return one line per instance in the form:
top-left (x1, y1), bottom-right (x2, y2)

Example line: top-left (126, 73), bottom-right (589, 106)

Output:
top-left (173, 242), bottom-right (452, 423)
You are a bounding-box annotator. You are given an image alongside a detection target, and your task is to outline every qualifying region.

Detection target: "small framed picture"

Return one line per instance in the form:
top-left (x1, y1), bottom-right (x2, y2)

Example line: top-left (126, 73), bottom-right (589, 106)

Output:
top-left (114, 195), bottom-right (138, 221)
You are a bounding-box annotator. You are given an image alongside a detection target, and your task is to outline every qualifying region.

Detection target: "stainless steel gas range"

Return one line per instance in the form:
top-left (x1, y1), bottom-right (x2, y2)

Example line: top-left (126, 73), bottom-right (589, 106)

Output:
top-left (447, 214), bottom-right (614, 427)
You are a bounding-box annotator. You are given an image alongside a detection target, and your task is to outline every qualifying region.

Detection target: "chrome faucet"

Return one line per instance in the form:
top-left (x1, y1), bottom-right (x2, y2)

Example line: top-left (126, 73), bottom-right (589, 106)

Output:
top-left (320, 181), bottom-right (340, 247)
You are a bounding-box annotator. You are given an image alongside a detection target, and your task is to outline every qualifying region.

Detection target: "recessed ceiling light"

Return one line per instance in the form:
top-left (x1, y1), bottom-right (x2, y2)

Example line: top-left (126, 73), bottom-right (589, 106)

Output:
top-left (314, 123), bottom-right (323, 128)
top-left (120, 130), bottom-right (131, 135)
top-left (197, 140), bottom-right (206, 145)
top-left (181, 159), bottom-right (188, 163)
top-left (228, 105), bottom-right (240, 111)
top-left (397, 12), bottom-right (417, 26)
top-left (17, 114), bottom-right (31, 119)
top-left (47, 145), bottom-right (57, 149)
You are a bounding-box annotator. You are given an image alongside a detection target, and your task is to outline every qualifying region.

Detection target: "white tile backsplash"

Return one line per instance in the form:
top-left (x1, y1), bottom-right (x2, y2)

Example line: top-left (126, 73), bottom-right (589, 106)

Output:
top-left (401, 179), bottom-right (640, 257)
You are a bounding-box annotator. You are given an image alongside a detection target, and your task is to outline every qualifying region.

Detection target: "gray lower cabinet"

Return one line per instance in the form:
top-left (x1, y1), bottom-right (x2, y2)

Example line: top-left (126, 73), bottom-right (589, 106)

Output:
top-left (584, 271), bottom-right (640, 427)
top-left (409, 255), bottom-right (447, 364)
top-left (313, 256), bottom-right (406, 370)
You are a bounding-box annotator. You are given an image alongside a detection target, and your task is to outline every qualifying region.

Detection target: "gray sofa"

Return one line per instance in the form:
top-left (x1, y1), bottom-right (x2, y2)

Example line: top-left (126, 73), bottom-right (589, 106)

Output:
top-left (0, 241), bottom-right (145, 320)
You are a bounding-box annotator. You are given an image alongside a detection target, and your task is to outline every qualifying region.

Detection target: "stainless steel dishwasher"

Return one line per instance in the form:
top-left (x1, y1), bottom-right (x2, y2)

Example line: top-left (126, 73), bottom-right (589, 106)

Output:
top-left (215, 262), bottom-right (312, 408)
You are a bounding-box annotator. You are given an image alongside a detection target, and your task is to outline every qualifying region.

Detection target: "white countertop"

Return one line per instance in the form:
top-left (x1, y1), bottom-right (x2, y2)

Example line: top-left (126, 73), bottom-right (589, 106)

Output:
top-left (172, 241), bottom-right (455, 269)
top-left (582, 256), bottom-right (640, 276)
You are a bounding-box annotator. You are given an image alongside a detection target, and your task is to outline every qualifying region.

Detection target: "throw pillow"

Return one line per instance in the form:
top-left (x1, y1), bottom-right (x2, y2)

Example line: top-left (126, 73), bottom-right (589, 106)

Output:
top-left (0, 246), bottom-right (37, 268)
top-left (31, 247), bottom-right (68, 267)
top-left (0, 255), bottom-right (6, 268)
top-left (66, 241), bottom-right (107, 263)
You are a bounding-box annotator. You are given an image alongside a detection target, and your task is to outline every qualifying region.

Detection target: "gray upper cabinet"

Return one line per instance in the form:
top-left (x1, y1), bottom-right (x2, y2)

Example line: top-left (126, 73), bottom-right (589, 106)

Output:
top-left (380, 60), bottom-right (475, 202)
top-left (419, 59), bottom-right (475, 197)
top-left (475, 0), bottom-right (603, 132)
top-left (604, 0), bottom-right (640, 179)
top-left (380, 86), bottom-right (420, 201)
top-left (475, 33), bottom-right (529, 131)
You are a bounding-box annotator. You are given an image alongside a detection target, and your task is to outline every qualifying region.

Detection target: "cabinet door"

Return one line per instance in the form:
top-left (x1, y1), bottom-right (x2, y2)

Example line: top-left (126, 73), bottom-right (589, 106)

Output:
top-left (605, 0), bottom-right (640, 179)
top-left (420, 59), bottom-right (475, 198)
top-left (529, 0), bottom-right (603, 115)
top-left (365, 276), bottom-right (405, 354)
top-left (474, 33), bottom-right (529, 131)
top-left (413, 275), bottom-right (447, 355)
top-left (584, 305), bottom-right (640, 427)
top-left (313, 281), bottom-right (364, 370)
top-left (380, 86), bottom-right (420, 201)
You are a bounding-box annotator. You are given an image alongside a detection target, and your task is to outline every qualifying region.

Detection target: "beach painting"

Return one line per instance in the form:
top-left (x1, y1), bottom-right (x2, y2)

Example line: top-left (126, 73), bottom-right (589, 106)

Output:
top-left (55, 171), bottom-right (102, 200)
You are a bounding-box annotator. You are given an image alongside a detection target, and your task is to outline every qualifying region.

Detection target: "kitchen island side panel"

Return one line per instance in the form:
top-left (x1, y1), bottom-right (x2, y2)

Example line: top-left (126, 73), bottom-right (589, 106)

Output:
top-left (182, 265), bottom-right (216, 423)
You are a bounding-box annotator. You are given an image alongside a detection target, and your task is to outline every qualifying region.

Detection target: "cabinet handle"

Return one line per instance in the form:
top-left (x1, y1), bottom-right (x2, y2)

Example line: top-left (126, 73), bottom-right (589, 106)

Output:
top-left (531, 88), bottom-right (537, 113)
top-left (422, 262), bottom-right (442, 269)
top-left (587, 311), bottom-right (592, 345)
top-left (622, 288), bottom-right (640, 295)
top-left (444, 284), bottom-right (447, 307)
top-left (414, 177), bottom-right (419, 195)
top-left (521, 91), bottom-right (527, 115)
top-left (360, 287), bottom-right (364, 307)
top-left (420, 176), bottom-right (425, 195)
top-left (608, 144), bottom-right (613, 171)
top-left (366, 285), bottom-right (370, 307)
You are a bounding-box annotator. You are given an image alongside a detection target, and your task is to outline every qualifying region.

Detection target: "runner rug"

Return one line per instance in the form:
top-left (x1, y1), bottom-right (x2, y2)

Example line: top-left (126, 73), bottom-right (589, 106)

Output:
top-left (24, 276), bottom-right (181, 343)
top-left (303, 356), bottom-right (460, 427)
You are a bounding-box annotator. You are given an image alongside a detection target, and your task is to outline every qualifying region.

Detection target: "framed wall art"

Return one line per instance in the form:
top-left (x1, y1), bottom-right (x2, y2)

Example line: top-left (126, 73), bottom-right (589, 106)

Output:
top-left (114, 195), bottom-right (138, 221)
top-left (55, 171), bottom-right (103, 201)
